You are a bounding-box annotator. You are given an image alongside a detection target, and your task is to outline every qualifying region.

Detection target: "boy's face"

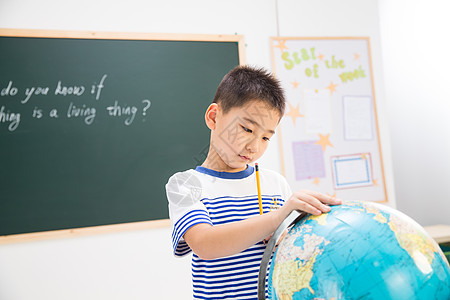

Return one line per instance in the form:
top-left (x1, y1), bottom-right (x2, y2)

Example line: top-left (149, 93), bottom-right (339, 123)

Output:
top-left (207, 99), bottom-right (281, 172)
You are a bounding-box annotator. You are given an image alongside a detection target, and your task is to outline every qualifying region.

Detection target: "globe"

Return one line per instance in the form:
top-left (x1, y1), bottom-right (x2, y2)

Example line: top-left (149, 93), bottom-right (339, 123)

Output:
top-left (267, 200), bottom-right (450, 299)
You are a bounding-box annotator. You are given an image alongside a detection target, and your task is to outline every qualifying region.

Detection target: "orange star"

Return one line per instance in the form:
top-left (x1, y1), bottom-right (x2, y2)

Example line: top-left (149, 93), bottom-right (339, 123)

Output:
top-left (326, 81), bottom-right (338, 94)
top-left (354, 53), bottom-right (360, 60)
top-left (326, 192), bottom-right (337, 198)
top-left (373, 179), bottom-right (378, 186)
top-left (274, 39), bottom-right (288, 52)
top-left (285, 102), bottom-right (304, 126)
top-left (291, 80), bottom-right (299, 89)
top-left (317, 53), bottom-right (324, 61)
top-left (312, 177), bottom-right (320, 185)
top-left (315, 133), bottom-right (334, 151)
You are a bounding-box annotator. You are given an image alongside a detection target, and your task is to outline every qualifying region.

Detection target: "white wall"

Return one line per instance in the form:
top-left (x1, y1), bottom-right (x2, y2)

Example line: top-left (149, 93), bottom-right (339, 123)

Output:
top-left (378, 0), bottom-right (450, 226)
top-left (0, 228), bottom-right (190, 300)
top-left (0, 1), bottom-right (394, 299)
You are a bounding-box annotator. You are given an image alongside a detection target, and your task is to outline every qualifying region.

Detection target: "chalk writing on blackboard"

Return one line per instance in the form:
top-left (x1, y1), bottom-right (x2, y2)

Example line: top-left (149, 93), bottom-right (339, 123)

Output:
top-left (0, 74), bottom-right (152, 131)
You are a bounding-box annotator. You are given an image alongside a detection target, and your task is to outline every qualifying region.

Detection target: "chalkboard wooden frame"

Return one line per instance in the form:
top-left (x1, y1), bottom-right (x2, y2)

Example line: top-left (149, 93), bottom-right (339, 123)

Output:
top-left (0, 28), bottom-right (245, 244)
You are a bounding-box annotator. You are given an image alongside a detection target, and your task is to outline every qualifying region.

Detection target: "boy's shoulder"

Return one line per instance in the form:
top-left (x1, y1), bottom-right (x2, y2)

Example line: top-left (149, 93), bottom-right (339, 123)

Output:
top-left (259, 167), bottom-right (285, 178)
top-left (165, 168), bottom-right (201, 195)
top-left (166, 168), bottom-right (198, 183)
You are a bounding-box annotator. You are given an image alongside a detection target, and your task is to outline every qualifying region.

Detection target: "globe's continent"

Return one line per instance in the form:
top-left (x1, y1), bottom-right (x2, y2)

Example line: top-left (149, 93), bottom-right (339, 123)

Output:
top-left (268, 201), bottom-right (450, 300)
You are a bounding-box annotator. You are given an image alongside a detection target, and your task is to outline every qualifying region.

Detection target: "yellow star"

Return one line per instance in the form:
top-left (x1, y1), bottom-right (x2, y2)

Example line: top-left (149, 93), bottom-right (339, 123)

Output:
top-left (315, 133), bottom-right (334, 152)
top-left (361, 153), bottom-right (368, 160)
top-left (326, 81), bottom-right (338, 94)
top-left (274, 39), bottom-right (288, 52)
top-left (354, 53), bottom-right (360, 60)
top-left (312, 177), bottom-right (320, 185)
top-left (291, 80), bottom-right (299, 89)
top-left (285, 102), bottom-right (304, 126)
top-left (326, 192), bottom-right (337, 198)
top-left (317, 53), bottom-right (324, 61)
top-left (373, 179), bottom-right (378, 186)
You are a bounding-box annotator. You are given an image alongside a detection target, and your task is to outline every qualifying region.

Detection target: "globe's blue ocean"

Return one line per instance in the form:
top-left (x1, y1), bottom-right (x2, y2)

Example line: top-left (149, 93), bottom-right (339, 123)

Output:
top-left (267, 201), bottom-right (450, 299)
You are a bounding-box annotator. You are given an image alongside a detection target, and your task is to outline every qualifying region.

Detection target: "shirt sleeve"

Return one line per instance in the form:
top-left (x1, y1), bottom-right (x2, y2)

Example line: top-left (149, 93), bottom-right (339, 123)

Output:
top-left (165, 171), bottom-right (212, 257)
top-left (279, 173), bottom-right (292, 203)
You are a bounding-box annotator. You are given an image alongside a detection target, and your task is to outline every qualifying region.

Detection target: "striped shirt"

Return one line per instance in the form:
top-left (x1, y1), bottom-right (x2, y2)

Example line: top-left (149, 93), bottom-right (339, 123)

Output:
top-left (166, 164), bottom-right (292, 299)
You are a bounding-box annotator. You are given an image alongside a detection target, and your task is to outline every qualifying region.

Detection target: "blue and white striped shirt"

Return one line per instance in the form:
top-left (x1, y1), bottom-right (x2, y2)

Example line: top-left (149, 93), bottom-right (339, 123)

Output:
top-left (166, 164), bottom-right (292, 299)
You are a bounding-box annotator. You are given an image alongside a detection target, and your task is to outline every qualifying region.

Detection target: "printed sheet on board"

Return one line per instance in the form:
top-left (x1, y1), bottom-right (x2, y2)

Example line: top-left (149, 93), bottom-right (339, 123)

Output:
top-left (271, 37), bottom-right (387, 202)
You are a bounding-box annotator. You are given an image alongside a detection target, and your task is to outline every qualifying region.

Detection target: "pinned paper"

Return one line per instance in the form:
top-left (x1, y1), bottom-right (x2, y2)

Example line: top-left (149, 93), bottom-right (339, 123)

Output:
top-left (304, 89), bottom-right (332, 134)
top-left (292, 141), bottom-right (326, 181)
top-left (332, 153), bottom-right (373, 189)
top-left (343, 96), bottom-right (373, 140)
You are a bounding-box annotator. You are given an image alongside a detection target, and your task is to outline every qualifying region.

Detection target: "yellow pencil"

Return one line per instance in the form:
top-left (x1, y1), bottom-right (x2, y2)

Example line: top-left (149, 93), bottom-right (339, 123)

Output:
top-left (255, 163), bottom-right (263, 215)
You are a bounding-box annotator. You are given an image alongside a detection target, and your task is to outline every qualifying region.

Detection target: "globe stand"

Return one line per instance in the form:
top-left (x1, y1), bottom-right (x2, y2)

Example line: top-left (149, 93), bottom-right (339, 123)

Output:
top-left (257, 210), bottom-right (308, 300)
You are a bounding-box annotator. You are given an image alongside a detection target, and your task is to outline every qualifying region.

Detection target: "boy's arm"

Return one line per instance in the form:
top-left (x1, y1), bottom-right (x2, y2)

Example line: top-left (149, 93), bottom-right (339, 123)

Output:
top-left (184, 190), bottom-right (341, 260)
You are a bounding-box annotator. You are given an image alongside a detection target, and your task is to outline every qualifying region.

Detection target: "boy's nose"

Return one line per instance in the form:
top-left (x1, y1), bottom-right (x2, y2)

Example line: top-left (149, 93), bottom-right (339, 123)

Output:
top-left (246, 138), bottom-right (259, 153)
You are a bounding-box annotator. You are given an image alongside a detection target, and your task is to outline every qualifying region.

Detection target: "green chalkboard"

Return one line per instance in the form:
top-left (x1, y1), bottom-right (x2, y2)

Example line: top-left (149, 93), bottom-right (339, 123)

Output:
top-left (0, 30), bottom-right (242, 236)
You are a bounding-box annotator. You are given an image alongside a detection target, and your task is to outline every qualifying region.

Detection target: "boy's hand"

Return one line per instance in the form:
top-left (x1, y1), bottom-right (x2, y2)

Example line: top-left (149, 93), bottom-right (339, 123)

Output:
top-left (283, 190), bottom-right (342, 217)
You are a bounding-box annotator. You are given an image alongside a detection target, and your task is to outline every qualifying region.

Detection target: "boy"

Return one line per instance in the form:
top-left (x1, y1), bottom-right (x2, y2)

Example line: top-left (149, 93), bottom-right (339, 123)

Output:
top-left (166, 65), bottom-right (341, 299)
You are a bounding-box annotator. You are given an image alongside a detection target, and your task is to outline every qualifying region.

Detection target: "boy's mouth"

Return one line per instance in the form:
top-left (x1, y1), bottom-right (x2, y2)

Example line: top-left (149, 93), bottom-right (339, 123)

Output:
top-left (239, 155), bottom-right (251, 161)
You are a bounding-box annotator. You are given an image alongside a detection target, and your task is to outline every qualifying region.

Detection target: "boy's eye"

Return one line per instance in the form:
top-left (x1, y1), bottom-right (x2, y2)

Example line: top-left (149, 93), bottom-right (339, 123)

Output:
top-left (241, 126), bottom-right (252, 133)
top-left (263, 137), bottom-right (270, 142)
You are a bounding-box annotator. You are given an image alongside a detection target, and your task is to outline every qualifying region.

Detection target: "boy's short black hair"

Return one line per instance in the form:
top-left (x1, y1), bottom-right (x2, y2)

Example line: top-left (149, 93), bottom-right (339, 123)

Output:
top-left (212, 65), bottom-right (286, 118)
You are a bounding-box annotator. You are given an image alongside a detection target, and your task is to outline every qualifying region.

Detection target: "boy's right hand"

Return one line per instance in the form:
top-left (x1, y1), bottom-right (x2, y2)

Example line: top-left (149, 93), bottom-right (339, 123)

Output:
top-left (281, 190), bottom-right (342, 218)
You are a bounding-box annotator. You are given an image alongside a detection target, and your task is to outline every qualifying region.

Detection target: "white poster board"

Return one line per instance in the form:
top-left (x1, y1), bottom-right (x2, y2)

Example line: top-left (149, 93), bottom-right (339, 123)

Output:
top-left (271, 37), bottom-right (387, 203)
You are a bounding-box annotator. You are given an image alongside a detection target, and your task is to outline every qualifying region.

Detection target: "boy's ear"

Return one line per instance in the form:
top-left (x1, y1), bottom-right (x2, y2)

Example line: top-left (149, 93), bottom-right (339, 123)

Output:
top-left (205, 103), bottom-right (219, 130)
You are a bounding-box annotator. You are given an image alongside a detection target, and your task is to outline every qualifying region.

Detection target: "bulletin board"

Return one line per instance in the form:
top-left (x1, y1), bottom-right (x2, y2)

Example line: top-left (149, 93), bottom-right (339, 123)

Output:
top-left (270, 37), bottom-right (387, 203)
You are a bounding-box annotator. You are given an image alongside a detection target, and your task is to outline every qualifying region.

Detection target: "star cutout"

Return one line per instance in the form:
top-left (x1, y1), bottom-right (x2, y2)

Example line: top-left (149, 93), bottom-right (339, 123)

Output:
top-left (285, 102), bottom-right (304, 126)
top-left (291, 80), bottom-right (299, 89)
top-left (312, 177), bottom-right (320, 185)
top-left (326, 192), bottom-right (337, 198)
top-left (315, 133), bottom-right (334, 151)
top-left (274, 39), bottom-right (288, 52)
top-left (373, 179), bottom-right (378, 186)
top-left (361, 153), bottom-right (368, 160)
top-left (354, 53), bottom-right (360, 60)
top-left (317, 53), bottom-right (324, 61)
top-left (326, 81), bottom-right (338, 94)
